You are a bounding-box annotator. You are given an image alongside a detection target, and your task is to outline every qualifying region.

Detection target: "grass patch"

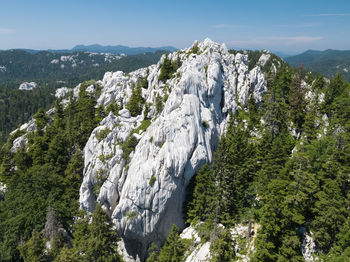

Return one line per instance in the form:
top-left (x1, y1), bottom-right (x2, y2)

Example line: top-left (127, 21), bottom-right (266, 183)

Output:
top-left (133, 119), bottom-right (151, 134)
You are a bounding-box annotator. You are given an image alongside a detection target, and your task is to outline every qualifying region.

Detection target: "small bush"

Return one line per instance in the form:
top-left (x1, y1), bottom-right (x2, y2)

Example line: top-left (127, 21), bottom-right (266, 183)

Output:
top-left (93, 168), bottom-right (108, 196)
top-left (95, 128), bottom-right (110, 141)
top-left (106, 102), bottom-right (120, 116)
top-left (157, 140), bottom-right (165, 148)
top-left (138, 76), bottom-right (148, 89)
top-left (149, 175), bottom-right (156, 186)
top-left (94, 83), bottom-right (103, 98)
top-left (126, 211), bottom-right (137, 220)
top-left (202, 120), bottom-right (209, 129)
top-left (98, 153), bottom-right (113, 163)
top-left (188, 44), bottom-right (200, 56)
top-left (158, 55), bottom-right (181, 83)
top-left (144, 102), bottom-right (152, 119)
top-left (81, 80), bottom-right (96, 89)
top-left (121, 135), bottom-right (139, 162)
top-left (155, 94), bottom-right (163, 114)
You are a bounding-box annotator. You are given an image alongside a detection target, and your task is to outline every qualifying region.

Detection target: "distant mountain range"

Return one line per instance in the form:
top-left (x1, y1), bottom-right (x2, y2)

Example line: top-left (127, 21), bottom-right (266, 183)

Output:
top-left (71, 44), bottom-right (177, 54)
top-left (285, 49), bottom-right (350, 81)
top-left (3, 44), bottom-right (177, 55)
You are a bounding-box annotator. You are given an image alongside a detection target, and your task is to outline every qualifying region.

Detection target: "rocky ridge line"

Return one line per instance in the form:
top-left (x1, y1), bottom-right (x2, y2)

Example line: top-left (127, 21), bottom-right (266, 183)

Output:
top-left (78, 38), bottom-right (269, 260)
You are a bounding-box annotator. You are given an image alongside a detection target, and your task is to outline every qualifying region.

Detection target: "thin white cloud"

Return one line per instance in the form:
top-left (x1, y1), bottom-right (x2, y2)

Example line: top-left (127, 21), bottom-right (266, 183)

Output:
top-left (276, 23), bottom-right (321, 28)
top-left (0, 28), bottom-right (15, 34)
top-left (212, 24), bottom-right (247, 29)
top-left (305, 13), bottom-right (350, 17)
top-left (227, 36), bottom-right (323, 46)
top-left (266, 36), bottom-right (323, 43)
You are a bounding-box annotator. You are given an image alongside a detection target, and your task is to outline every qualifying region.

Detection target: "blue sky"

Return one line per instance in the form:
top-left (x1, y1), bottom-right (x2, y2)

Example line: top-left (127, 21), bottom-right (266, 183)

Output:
top-left (0, 0), bottom-right (349, 53)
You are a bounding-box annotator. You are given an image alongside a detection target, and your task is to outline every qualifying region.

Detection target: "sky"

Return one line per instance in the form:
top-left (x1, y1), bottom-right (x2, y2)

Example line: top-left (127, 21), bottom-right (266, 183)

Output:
top-left (0, 0), bottom-right (349, 54)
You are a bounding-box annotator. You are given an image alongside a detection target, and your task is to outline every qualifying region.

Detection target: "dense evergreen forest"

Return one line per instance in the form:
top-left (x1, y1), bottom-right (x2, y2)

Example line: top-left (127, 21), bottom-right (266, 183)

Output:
top-left (285, 49), bottom-right (350, 81)
top-left (0, 81), bottom-right (123, 261)
top-left (0, 50), bottom-right (166, 142)
top-left (0, 50), bottom-right (167, 88)
top-left (0, 52), bottom-right (349, 261)
top-left (0, 87), bottom-right (56, 142)
top-left (149, 68), bottom-right (350, 261)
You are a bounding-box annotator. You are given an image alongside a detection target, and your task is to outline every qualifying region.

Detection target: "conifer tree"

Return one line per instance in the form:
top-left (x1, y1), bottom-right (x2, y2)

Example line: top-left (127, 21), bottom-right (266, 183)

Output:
top-left (126, 81), bottom-right (145, 117)
top-left (186, 164), bottom-right (216, 222)
top-left (289, 65), bottom-right (306, 131)
top-left (18, 230), bottom-right (45, 262)
top-left (210, 227), bottom-right (236, 262)
top-left (156, 224), bottom-right (186, 262)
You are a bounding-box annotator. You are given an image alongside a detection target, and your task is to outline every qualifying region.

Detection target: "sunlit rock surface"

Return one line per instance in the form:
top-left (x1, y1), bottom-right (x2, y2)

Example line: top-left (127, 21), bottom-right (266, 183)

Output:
top-left (79, 38), bottom-right (269, 260)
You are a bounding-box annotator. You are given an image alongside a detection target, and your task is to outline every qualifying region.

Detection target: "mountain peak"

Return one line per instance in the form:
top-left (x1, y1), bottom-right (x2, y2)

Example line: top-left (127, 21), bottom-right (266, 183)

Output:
top-left (78, 39), bottom-right (270, 259)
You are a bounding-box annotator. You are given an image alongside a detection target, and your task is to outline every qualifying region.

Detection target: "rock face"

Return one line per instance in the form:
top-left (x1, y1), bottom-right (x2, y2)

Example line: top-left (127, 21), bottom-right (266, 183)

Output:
top-left (179, 223), bottom-right (258, 262)
top-left (0, 182), bottom-right (6, 200)
top-left (79, 38), bottom-right (269, 260)
top-left (19, 81), bottom-right (37, 90)
top-left (300, 227), bottom-right (318, 262)
top-left (55, 87), bottom-right (71, 98)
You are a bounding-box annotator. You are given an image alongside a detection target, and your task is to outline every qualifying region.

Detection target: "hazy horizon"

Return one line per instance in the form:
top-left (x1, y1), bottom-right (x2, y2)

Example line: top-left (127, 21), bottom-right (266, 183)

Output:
top-left (1, 0), bottom-right (349, 53)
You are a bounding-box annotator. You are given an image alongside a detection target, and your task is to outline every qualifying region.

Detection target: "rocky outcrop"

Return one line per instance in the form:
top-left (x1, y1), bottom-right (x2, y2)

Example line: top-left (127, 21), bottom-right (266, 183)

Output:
top-left (78, 38), bottom-right (269, 260)
top-left (179, 223), bottom-right (258, 262)
top-left (55, 87), bottom-right (71, 98)
top-left (19, 81), bottom-right (37, 90)
top-left (300, 227), bottom-right (318, 262)
top-left (0, 182), bottom-right (6, 200)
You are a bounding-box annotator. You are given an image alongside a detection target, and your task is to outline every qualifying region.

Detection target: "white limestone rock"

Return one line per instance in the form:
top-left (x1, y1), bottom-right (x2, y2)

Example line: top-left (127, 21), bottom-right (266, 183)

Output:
top-left (185, 242), bottom-right (211, 262)
top-left (257, 51), bottom-right (271, 67)
top-left (19, 82), bottom-right (37, 90)
top-left (55, 87), bottom-right (71, 98)
top-left (180, 225), bottom-right (201, 245)
top-left (77, 38), bottom-right (267, 260)
top-left (180, 222), bottom-right (257, 262)
top-left (10, 135), bottom-right (28, 153)
top-left (4, 38), bottom-right (269, 262)
top-left (0, 182), bottom-right (6, 195)
top-left (300, 228), bottom-right (318, 262)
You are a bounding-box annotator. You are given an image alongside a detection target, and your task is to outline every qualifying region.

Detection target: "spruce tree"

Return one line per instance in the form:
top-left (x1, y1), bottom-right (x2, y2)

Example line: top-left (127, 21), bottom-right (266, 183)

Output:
top-left (18, 230), bottom-right (46, 262)
top-left (157, 224), bottom-right (186, 262)
top-left (210, 227), bottom-right (236, 262)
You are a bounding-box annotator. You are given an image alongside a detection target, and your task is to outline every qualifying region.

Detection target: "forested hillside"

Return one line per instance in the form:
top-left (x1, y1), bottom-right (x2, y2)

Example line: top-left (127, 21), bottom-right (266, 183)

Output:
top-left (285, 49), bottom-right (350, 81)
top-left (0, 41), bottom-right (349, 261)
top-left (0, 87), bottom-right (55, 141)
top-left (0, 50), bottom-right (167, 88)
top-left (0, 81), bottom-right (123, 261)
top-left (0, 50), bottom-right (166, 142)
top-left (151, 68), bottom-right (350, 261)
